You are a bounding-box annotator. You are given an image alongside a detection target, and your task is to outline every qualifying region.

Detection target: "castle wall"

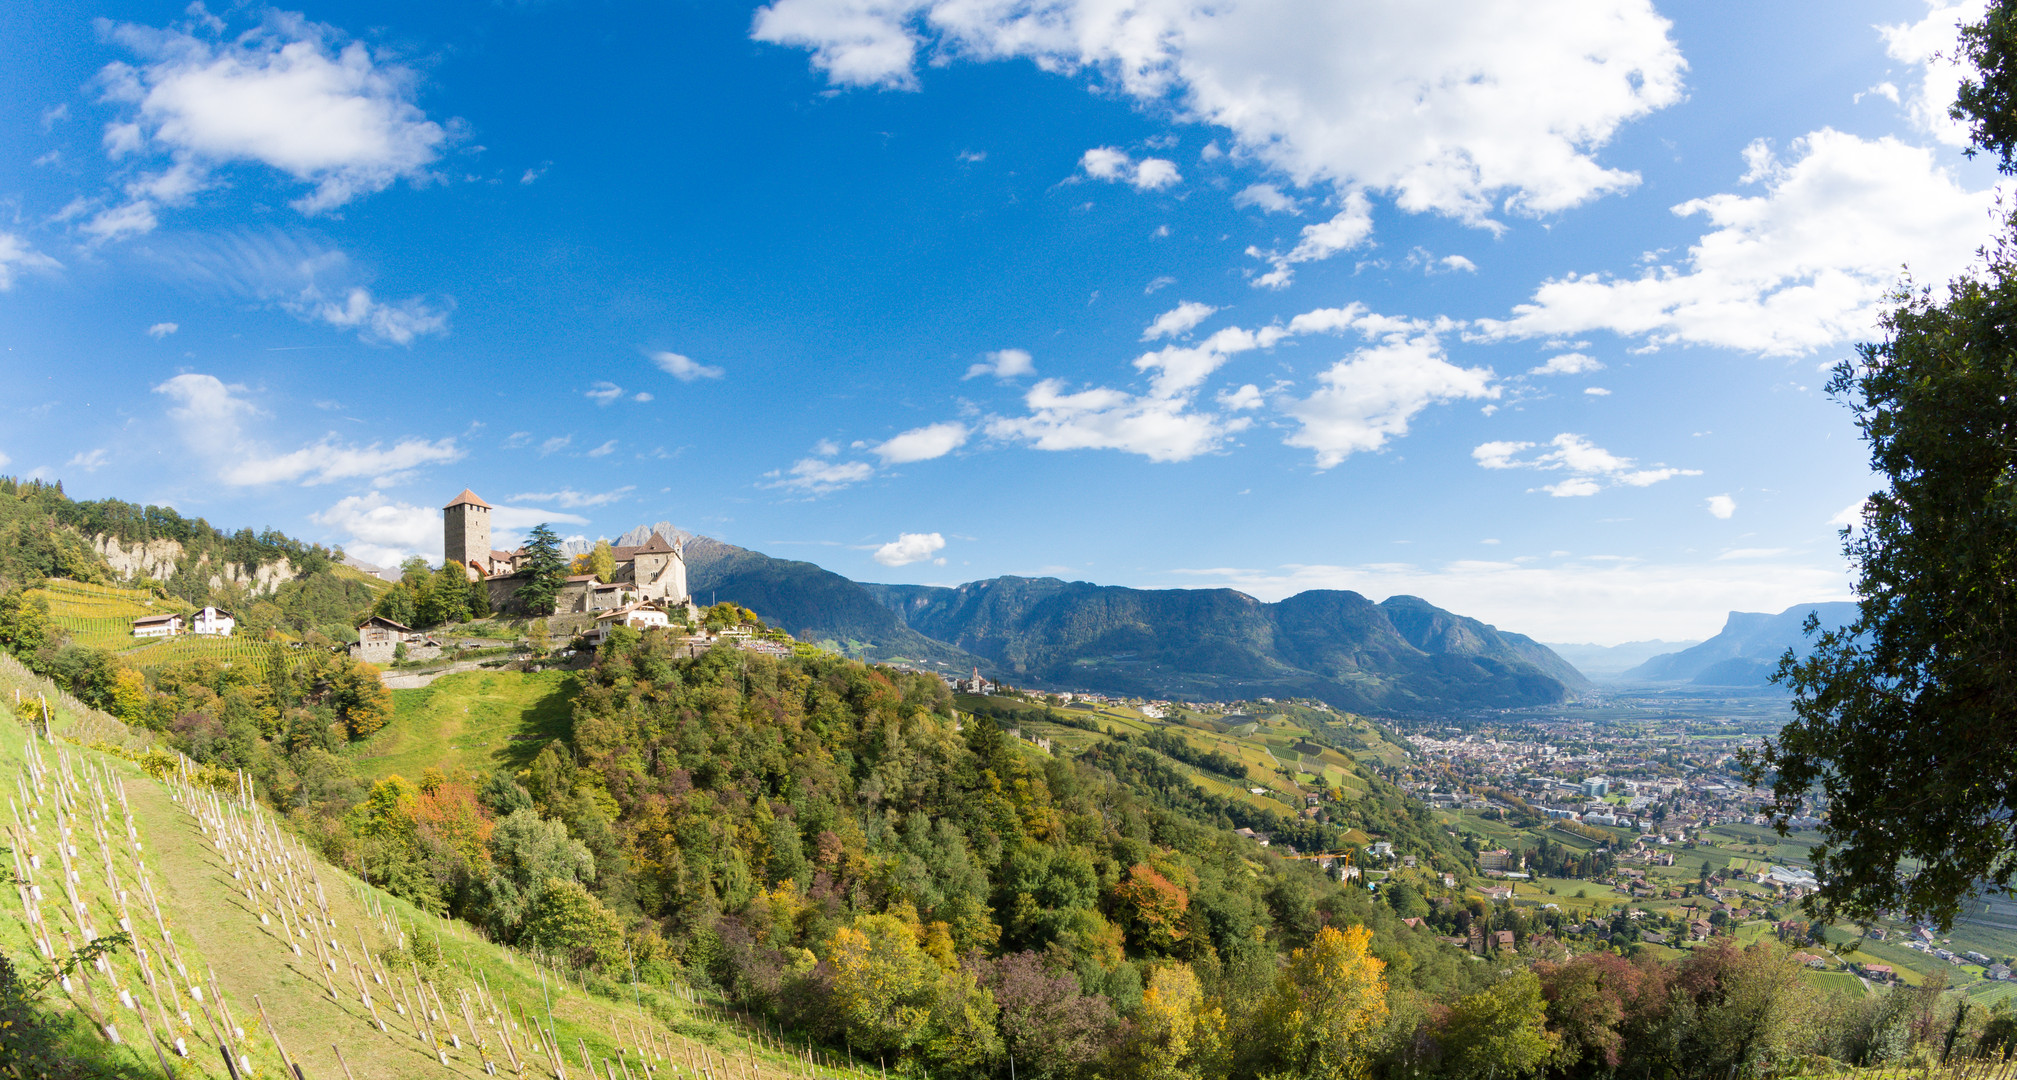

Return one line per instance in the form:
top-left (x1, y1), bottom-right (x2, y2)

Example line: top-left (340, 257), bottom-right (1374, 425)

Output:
top-left (445, 502), bottom-right (490, 578)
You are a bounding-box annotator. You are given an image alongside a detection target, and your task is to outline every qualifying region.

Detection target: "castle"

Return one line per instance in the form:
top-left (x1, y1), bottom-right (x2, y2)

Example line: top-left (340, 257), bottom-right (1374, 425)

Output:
top-left (444, 488), bottom-right (693, 615)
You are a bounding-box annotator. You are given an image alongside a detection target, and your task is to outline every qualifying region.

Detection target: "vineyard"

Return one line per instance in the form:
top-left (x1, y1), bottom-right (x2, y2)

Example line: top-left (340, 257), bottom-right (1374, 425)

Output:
top-left (32, 578), bottom-right (318, 671)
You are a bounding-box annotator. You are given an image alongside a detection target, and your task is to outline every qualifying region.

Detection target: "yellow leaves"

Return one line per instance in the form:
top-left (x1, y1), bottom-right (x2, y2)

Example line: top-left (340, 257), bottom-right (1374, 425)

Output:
top-left (1130, 963), bottom-right (1226, 1080)
top-left (1254, 924), bottom-right (1390, 1080)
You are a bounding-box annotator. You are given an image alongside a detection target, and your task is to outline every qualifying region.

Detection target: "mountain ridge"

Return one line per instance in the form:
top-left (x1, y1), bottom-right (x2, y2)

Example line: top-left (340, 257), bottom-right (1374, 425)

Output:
top-left (678, 533), bottom-right (1588, 713)
top-left (1622, 601), bottom-right (1859, 684)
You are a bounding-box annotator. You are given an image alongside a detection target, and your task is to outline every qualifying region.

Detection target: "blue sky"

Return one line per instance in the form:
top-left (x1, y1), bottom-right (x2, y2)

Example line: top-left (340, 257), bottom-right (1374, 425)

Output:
top-left (0, 0), bottom-right (2002, 644)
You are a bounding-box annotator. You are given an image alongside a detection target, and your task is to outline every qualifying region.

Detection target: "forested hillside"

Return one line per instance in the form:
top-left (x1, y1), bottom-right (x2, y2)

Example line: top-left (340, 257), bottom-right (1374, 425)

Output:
top-left (684, 537), bottom-right (1586, 713)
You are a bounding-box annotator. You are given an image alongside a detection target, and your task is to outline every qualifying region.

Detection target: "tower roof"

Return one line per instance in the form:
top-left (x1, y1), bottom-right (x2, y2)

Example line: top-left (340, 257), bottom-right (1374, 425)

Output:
top-left (445, 489), bottom-right (492, 510)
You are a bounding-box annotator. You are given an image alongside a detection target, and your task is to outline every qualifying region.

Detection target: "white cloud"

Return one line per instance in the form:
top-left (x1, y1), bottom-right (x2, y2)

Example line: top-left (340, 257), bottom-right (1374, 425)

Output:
top-left (1478, 130), bottom-right (2001, 356)
top-left (1217, 383), bottom-right (1264, 411)
top-left (1438, 255), bottom-right (1478, 274)
top-left (311, 492), bottom-right (440, 565)
top-left (1249, 193), bottom-right (1374, 289)
top-left (764, 457), bottom-right (876, 494)
top-left (1173, 555), bottom-right (1851, 643)
top-left (1829, 498), bottom-right (1866, 528)
top-left (651, 350), bottom-right (724, 382)
top-left (1234, 184), bottom-right (1300, 214)
top-left (97, 11), bottom-right (449, 217)
top-left (539, 436), bottom-right (571, 456)
top-left (149, 230), bottom-right (447, 344)
top-left (221, 436), bottom-right (461, 486)
top-left (587, 439), bottom-right (618, 458)
top-left (586, 381), bottom-right (624, 405)
top-left (1879, 1), bottom-right (1987, 148)
top-left (0, 451), bottom-right (10, 468)
top-left (985, 380), bottom-right (1241, 462)
top-left (66, 449), bottom-right (111, 472)
top-left (963, 347), bottom-right (1034, 380)
top-left (1283, 314), bottom-right (1497, 468)
top-left (489, 505), bottom-right (588, 531)
top-left (873, 421), bottom-right (968, 463)
top-left (1144, 276), bottom-right (1176, 295)
top-left (754, 0), bottom-right (1683, 229)
top-left (873, 532), bottom-right (946, 567)
top-left (1528, 352), bottom-right (1603, 376)
top-left (1142, 301), bottom-right (1219, 341)
top-left (1707, 494), bottom-right (1737, 519)
top-left (1078, 146), bottom-right (1181, 191)
top-left (0, 234), bottom-right (61, 290)
top-left (1474, 433), bottom-right (1699, 496)
top-left (156, 372), bottom-right (464, 486)
top-left (1583, 386), bottom-right (1611, 396)
top-left (147, 321), bottom-right (179, 338)
top-left (633, 391), bottom-right (654, 403)
top-left (310, 286), bottom-right (449, 345)
top-left (988, 301), bottom-right (1490, 465)
top-left (509, 486), bottom-right (636, 509)
top-left (812, 438), bottom-right (840, 456)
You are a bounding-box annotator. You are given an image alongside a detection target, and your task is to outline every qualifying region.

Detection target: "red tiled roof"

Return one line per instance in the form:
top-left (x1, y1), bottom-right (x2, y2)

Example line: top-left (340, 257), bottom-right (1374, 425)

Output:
top-left (445, 489), bottom-right (492, 509)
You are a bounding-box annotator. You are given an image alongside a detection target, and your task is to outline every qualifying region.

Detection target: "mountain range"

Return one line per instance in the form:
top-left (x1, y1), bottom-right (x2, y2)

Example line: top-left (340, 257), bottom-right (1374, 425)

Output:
top-left (1620, 602), bottom-right (1859, 685)
top-left (669, 533), bottom-right (1590, 714)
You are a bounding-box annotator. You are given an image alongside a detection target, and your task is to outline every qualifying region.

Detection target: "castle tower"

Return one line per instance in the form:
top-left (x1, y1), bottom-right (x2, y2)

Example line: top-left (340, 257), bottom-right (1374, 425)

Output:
top-left (444, 489), bottom-right (492, 579)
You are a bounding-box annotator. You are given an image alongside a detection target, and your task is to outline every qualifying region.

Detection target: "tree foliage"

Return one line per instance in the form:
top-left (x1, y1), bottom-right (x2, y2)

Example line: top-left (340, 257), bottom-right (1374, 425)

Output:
top-left (518, 524), bottom-right (569, 615)
top-left (1756, 241), bottom-right (2017, 928)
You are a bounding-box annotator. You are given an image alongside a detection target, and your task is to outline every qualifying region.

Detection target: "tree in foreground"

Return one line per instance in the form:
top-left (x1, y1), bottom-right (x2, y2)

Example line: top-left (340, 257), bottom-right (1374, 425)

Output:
top-left (1253, 924), bottom-right (1388, 1080)
top-left (1751, 1), bottom-right (2017, 931)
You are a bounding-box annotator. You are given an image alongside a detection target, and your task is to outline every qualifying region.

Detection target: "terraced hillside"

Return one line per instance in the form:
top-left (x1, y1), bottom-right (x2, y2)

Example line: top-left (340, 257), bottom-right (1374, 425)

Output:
top-left (0, 663), bottom-right (886, 1080)
top-left (31, 579), bottom-right (322, 673)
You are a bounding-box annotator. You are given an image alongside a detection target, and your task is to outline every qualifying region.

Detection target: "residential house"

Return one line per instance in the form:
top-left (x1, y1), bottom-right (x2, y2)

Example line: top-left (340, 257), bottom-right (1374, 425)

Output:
top-left (350, 616), bottom-right (443, 664)
top-left (1494, 930), bottom-right (1516, 952)
top-left (1479, 849), bottom-right (1515, 872)
top-left (191, 607), bottom-right (235, 637)
top-left (132, 613), bottom-right (183, 637)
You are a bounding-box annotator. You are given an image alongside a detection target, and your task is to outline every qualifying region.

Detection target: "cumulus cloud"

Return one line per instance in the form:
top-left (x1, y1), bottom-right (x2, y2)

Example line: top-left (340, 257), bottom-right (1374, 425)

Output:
top-left (651, 350), bottom-right (724, 382)
top-left (1078, 146), bottom-right (1181, 191)
top-left (1880, 0), bottom-right (1987, 148)
top-left (1478, 130), bottom-right (2002, 356)
top-left (1281, 311), bottom-right (1497, 468)
top-left (67, 449), bottom-right (111, 472)
top-left (511, 486), bottom-right (635, 509)
top-left (148, 321), bottom-right (179, 338)
top-left (874, 422), bottom-right (968, 464)
top-left (586, 382), bottom-right (625, 405)
top-left (753, 0), bottom-right (1684, 230)
top-left (1234, 184), bottom-right (1300, 214)
top-left (95, 10), bottom-right (450, 222)
top-left (309, 286), bottom-right (449, 345)
top-left (149, 230), bottom-right (448, 345)
top-left (1829, 498), bottom-right (1865, 528)
top-left (1474, 433), bottom-right (1700, 496)
top-left (988, 301), bottom-right (1493, 465)
top-left (0, 233), bottom-right (61, 290)
top-left (311, 492), bottom-right (439, 566)
top-left (873, 532), bottom-right (947, 567)
top-left (764, 457), bottom-right (876, 494)
top-left (1529, 352), bottom-right (1603, 376)
top-left (963, 348), bottom-right (1035, 380)
top-left (1708, 494), bottom-right (1737, 519)
top-left (155, 371), bottom-right (463, 486)
top-left (1142, 301), bottom-right (1218, 341)
top-left (1249, 193), bottom-right (1374, 289)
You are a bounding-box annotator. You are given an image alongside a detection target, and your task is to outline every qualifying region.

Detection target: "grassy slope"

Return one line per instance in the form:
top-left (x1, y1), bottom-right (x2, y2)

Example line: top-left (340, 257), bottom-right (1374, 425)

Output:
top-left (357, 670), bottom-right (580, 782)
top-left (0, 671), bottom-right (877, 1080)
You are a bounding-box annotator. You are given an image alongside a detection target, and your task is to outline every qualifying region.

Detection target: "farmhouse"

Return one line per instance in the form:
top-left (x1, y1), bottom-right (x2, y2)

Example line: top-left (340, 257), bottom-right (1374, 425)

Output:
top-left (583, 601), bottom-right (676, 646)
top-left (191, 606), bottom-right (235, 636)
top-left (350, 616), bottom-right (443, 664)
top-left (132, 612), bottom-right (183, 637)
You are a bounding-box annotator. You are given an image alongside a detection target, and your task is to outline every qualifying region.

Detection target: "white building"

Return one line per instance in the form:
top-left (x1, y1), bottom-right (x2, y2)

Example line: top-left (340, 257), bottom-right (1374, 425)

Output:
top-left (191, 607), bottom-right (235, 636)
top-left (132, 613), bottom-right (183, 637)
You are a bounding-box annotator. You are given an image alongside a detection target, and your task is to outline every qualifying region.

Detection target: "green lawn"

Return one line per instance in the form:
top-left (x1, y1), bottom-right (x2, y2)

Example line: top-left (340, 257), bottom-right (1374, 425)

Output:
top-left (358, 670), bottom-right (580, 782)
